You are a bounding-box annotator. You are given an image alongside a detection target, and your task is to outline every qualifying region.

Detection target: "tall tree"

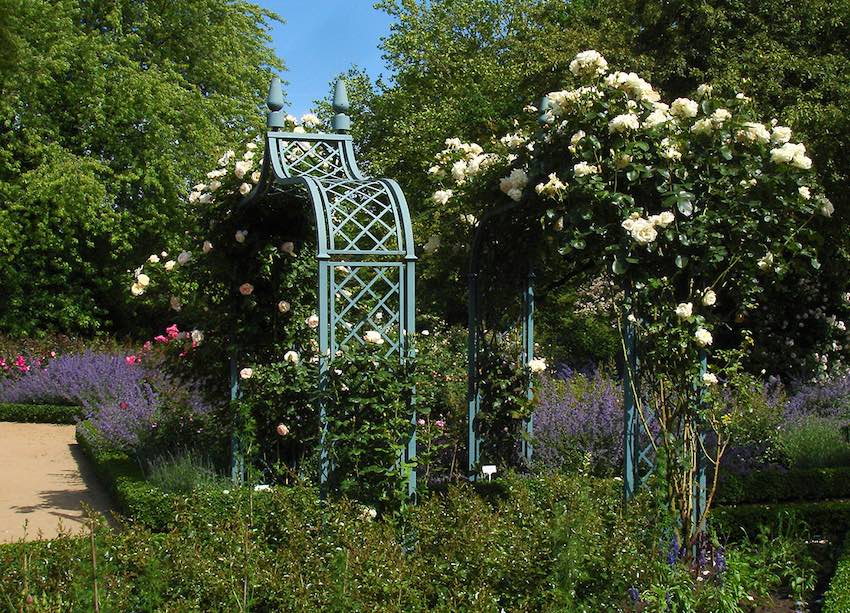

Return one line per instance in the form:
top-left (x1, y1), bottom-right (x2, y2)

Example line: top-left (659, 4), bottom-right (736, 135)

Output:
top-left (0, 0), bottom-right (284, 336)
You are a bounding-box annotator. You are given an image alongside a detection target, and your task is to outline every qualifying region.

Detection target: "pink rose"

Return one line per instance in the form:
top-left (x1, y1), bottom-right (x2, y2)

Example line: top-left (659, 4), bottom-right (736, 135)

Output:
top-left (239, 283), bottom-right (254, 296)
top-left (154, 335), bottom-right (169, 344)
top-left (124, 355), bottom-right (139, 365)
top-left (435, 419), bottom-right (446, 429)
top-left (165, 324), bottom-right (180, 339)
top-left (276, 423), bottom-right (290, 437)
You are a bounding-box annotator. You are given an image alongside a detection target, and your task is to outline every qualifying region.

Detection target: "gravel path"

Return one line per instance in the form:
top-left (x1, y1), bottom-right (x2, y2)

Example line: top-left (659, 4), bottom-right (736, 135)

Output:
top-left (0, 422), bottom-right (112, 542)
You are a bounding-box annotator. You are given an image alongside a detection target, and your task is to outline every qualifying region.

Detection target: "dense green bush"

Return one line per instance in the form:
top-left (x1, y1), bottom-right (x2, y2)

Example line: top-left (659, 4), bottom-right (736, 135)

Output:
top-left (717, 467), bottom-right (850, 505)
top-left (713, 500), bottom-right (850, 544)
top-left (0, 403), bottom-right (79, 424)
top-left (823, 533), bottom-right (850, 613)
top-left (0, 473), bottom-right (817, 612)
top-left (779, 417), bottom-right (850, 469)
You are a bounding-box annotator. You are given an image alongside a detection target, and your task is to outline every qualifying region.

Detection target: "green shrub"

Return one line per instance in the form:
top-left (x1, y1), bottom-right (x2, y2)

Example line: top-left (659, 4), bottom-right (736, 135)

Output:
top-left (717, 467), bottom-right (850, 505)
top-left (0, 402), bottom-right (79, 424)
top-left (713, 500), bottom-right (850, 544)
top-left (823, 533), bottom-right (850, 613)
top-left (0, 473), bottom-right (819, 612)
top-left (780, 417), bottom-right (850, 469)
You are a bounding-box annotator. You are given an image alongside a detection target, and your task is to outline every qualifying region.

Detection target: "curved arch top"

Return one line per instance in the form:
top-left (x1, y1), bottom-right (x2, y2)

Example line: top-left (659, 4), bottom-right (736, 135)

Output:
top-left (242, 130), bottom-right (417, 261)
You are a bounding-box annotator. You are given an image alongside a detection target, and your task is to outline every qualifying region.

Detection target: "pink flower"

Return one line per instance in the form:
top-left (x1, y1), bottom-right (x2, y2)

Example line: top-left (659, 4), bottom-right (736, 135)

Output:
top-left (49, 351), bottom-right (56, 358)
top-left (119, 401), bottom-right (129, 410)
top-left (435, 419), bottom-right (446, 429)
top-left (165, 324), bottom-right (180, 339)
top-left (15, 355), bottom-right (29, 373)
top-left (124, 355), bottom-right (139, 365)
top-left (154, 335), bottom-right (169, 344)
top-left (417, 418), bottom-right (426, 426)
top-left (239, 283), bottom-right (254, 296)
top-left (142, 341), bottom-right (152, 351)
top-left (276, 423), bottom-right (290, 436)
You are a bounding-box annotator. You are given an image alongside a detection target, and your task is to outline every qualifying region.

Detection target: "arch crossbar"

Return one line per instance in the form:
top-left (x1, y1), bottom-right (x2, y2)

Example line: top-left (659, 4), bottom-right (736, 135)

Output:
top-left (237, 77), bottom-right (417, 496)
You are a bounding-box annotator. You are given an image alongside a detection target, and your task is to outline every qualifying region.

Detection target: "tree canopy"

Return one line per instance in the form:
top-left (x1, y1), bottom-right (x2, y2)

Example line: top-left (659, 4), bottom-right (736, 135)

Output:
top-left (0, 0), bottom-right (283, 336)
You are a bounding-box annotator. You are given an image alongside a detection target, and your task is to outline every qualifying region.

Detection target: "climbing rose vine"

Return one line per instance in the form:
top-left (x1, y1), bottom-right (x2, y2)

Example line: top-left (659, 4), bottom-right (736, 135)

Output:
top-left (428, 50), bottom-right (827, 549)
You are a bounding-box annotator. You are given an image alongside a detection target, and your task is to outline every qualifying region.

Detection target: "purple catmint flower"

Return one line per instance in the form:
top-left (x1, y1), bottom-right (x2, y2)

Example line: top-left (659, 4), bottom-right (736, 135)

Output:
top-left (714, 547), bottom-right (727, 574)
top-left (627, 586), bottom-right (640, 603)
top-left (532, 367), bottom-right (624, 474)
top-left (0, 350), bottom-right (211, 450)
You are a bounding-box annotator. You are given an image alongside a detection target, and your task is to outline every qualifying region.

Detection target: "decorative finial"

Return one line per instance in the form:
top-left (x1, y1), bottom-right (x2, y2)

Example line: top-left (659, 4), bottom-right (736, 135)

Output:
top-left (267, 76), bottom-right (285, 129)
top-left (538, 95), bottom-right (551, 126)
top-left (332, 79), bottom-right (351, 133)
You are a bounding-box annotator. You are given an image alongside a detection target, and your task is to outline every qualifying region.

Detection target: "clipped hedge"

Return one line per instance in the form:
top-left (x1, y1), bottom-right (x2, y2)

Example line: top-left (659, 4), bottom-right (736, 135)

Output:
top-left (713, 499), bottom-right (850, 542)
top-left (75, 422), bottom-right (175, 529)
top-left (717, 467), bottom-right (850, 505)
top-left (0, 402), bottom-right (80, 424)
top-left (823, 533), bottom-right (850, 613)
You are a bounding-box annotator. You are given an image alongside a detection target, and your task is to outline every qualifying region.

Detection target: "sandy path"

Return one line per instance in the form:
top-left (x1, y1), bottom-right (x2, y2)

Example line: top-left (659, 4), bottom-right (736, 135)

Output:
top-left (0, 422), bottom-right (112, 543)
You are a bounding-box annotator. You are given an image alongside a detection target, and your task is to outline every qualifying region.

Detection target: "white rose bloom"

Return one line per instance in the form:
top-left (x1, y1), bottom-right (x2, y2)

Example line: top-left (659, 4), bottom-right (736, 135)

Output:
top-left (694, 328), bottom-right (713, 347)
top-left (239, 182), bottom-right (252, 195)
top-left (177, 251), bottom-right (192, 265)
top-left (278, 300), bottom-right (291, 313)
top-left (136, 273), bottom-right (150, 287)
top-left (235, 230), bottom-right (247, 243)
top-left (645, 109), bottom-right (671, 128)
top-left (569, 49), bottom-right (608, 76)
top-left (690, 118), bottom-right (714, 135)
top-left (251, 170), bottom-right (261, 183)
top-left (818, 196), bottom-right (834, 217)
top-left (147, 254), bottom-right (160, 264)
top-left (239, 368), bottom-right (253, 380)
top-left (507, 187), bottom-right (523, 201)
top-left (609, 113), bottom-right (640, 134)
top-left (451, 159), bottom-right (467, 183)
top-left (675, 302), bottom-right (693, 320)
top-left (188, 191), bottom-right (201, 204)
top-left (499, 133), bottom-right (526, 149)
top-left (427, 165), bottom-right (445, 178)
top-left (283, 350), bottom-right (299, 364)
top-left (703, 372), bottom-right (719, 386)
top-left (242, 151), bottom-right (255, 161)
top-left (301, 113), bottom-right (320, 128)
top-left (209, 180), bottom-right (222, 192)
top-left (191, 329), bottom-right (204, 344)
top-left (164, 260), bottom-right (176, 271)
top-left (528, 358), bottom-right (547, 373)
top-left (702, 289), bottom-right (717, 306)
top-left (770, 142), bottom-right (811, 169)
top-left (207, 169), bottom-right (226, 179)
top-left (198, 193), bottom-right (214, 205)
top-left (234, 160), bottom-right (253, 179)
top-left (573, 162), bottom-right (600, 177)
top-left (285, 114), bottom-right (297, 124)
top-left (305, 314), bottom-right (319, 329)
top-left (798, 186), bottom-right (811, 200)
top-left (630, 218), bottom-right (658, 245)
top-left (659, 138), bottom-right (682, 161)
top-left (364, 330), bottom-right (385, 345)
top-left (245, 142), bottom-right (257, 151)
top-left (130, 282), bottom-right (144, 296)
top-left (535, 172), bottom-right (567, 198)
top-left (696, 84), bottom-right (712, 99)
top-left (570, 130), bottom-right (585, 146)
top-left (757, 252), bottom-right (774, 271)
top-left (193, 183), bottom-right (207, 192)
top-left (737, 122), bottom-right (771, 144)
top-left (621, 212), bottom-right (641, 231)
top-left (771, 126), bottom-right (792, 144)
top-left (292, 125), bottom-right (306, 134)
top-left (432, 189), bottom-right (453, 205)
top-left (461, 214), bottom-right (478, 226)
top-left (202, 240), bottom-right (213, 254)
top-left (711, 108), bottom-right (731, 124)
top-left (670, 98), bottom-right (698, 118)
top-left (649, 210), bottom-right (675, 228)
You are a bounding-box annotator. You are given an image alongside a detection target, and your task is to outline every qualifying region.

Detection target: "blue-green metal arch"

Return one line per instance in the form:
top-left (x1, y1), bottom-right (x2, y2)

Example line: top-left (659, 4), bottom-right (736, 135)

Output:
top-left (233, 77), bottom-right (417, 496)
top-left (466, 201), bottom-right (535, 479)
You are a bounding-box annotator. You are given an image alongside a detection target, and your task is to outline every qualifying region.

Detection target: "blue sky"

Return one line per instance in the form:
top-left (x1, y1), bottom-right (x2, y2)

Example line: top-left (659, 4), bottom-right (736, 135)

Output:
top-left (256, 1), bottom-right (396, 117)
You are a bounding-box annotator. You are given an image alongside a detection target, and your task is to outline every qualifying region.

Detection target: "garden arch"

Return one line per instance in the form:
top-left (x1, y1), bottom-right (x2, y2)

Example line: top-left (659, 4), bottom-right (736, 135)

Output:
top-left (235, 77), bottom-right (418, 495)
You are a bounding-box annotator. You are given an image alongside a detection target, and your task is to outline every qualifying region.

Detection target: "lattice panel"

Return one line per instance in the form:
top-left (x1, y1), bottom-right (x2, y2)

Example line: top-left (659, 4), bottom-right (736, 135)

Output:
top-left (324, 180), bottom-right (401, 253)
top-left (637, 405), bottom-right (659, 486)
top-left (330, 264), bottom-right (402, 356)
top-left (277, 138), bottom-right (349, 181)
